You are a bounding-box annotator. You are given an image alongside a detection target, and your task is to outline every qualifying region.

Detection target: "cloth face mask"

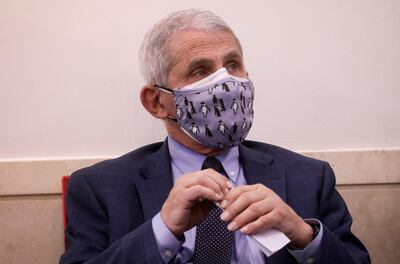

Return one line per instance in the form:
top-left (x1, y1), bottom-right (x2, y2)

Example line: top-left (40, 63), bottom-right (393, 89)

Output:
top-left (155, 68), bottom-right (255, 149)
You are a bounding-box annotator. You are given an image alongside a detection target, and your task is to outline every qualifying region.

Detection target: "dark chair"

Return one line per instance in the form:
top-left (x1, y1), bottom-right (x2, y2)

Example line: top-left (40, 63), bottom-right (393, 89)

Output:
top-left (61, 175), bottom-right (70, 249)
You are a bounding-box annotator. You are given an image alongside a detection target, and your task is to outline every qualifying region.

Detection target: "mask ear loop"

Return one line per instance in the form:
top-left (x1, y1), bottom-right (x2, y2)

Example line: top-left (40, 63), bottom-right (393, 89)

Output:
top-left (153, 84), bottom-right (178, 122)
top-left (154, 84), bottom-right (174, 94)
top-left (167, 116), bottom-right (178, 122)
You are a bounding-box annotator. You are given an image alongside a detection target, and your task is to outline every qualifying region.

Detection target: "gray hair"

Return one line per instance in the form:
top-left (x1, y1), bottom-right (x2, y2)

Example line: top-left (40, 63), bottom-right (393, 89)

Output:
top-left (139, 9), bottom-right (242, 87)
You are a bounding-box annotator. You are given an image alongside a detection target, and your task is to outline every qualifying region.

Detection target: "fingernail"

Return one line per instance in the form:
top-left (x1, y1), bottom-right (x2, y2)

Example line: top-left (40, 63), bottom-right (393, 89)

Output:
top-left (226, 181), bottom-right (234, 189)
top-left (240, 226), bottom-right (248, 234)
top-left (227, 221), bottom-right (237, 231)
top-left (220, 211), bottom-right (230, 221)
top-left (220, 200), bottom-right (228, 208)
top-left (215, 193), bottom-right (222, 200)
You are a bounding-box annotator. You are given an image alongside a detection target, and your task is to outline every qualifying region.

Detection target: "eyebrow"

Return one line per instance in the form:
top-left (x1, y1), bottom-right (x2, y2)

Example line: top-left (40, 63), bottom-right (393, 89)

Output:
top-left (222, 50), bottom-right (243, 62)
top-left (186, 59), bottom-right (213, 74)
top-left (186, 50), bottom-right (243, 74)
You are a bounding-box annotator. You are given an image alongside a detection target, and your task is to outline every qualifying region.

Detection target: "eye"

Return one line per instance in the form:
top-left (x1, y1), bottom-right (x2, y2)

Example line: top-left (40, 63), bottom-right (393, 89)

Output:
top-left (226, 62), bottom-right (240, 73)
top-left (190, 67), bottom-right (211, 80)
top-left (193, 69), bottom-right (208, 77)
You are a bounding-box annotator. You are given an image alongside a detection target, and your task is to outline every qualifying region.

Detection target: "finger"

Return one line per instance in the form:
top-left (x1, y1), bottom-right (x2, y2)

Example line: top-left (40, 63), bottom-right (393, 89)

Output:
top-left (181, 169), bottom-right (230, 194)
top-left (239, 211), bottom-right (281, 235)
top-left (227, 199), bottom-right (274, 231)
top-left (177, 170), bottom-right (223, 196)
top-left (224, 185), bottom-right (255, 205)
top-left (202, 169), bottom-right (232, 192)
top-left (220, 190), bottom-right (265, 223)
top-left (184, 185), bottom-right (223, 203)
top-left (219, 185), bottom-right (255, 209)
top-left (222, 184), bottom-right (273, 208)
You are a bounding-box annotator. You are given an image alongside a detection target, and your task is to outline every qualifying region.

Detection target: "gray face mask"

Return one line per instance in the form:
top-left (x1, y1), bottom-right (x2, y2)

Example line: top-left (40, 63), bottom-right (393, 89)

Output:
top-left (155, 68), bottom-right (255, 149)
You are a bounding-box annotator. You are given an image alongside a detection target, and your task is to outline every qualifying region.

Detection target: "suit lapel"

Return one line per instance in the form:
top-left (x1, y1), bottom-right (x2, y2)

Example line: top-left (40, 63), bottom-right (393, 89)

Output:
top-left (239, 143), bottom-right (287, 202)
top-left (135, 140), bottom-right (174, 220)
top-left (239, 143), bottom-right (293, 263)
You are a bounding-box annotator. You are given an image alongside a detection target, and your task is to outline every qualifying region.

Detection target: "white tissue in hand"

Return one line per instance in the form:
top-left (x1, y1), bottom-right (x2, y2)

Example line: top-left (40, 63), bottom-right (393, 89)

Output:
top-left (249, 228), bottom-right (290, 257)
top-left (214, 189), bottom-right (290, 257)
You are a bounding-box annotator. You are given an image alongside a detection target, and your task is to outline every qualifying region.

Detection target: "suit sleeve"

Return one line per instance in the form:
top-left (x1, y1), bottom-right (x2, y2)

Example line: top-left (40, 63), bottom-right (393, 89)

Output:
top-left (313, 163), bottom-right (370, 264)
top-left (59, 172), bottom-right (164, 264)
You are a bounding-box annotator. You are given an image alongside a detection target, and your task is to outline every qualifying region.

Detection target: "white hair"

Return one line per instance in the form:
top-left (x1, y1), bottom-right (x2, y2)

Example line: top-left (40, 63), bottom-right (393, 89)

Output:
top-left (139, 9), bottom-right (242, 87)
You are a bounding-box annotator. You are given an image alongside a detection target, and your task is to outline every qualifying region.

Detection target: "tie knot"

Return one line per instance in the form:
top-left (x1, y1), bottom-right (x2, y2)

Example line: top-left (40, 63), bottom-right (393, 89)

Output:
top-left (202, 156), bottom-right (225, 174)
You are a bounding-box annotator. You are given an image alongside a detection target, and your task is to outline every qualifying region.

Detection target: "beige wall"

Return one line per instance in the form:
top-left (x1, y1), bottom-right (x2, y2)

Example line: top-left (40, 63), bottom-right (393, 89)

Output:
top-left (338, 185), bottom-right (400, 264)
top-left (1, 149), bottom-right (399, 263)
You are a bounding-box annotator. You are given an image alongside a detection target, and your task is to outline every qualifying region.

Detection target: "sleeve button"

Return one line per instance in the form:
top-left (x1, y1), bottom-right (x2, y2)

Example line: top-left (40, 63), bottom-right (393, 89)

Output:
top-left (306, 257), bottom-right (314, 264)
top-left (163, 250), bottom-right (172, 257)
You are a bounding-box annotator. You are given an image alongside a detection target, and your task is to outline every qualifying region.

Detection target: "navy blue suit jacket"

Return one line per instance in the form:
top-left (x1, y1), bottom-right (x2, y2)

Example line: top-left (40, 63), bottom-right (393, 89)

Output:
top-left (59, 140), bottom-right (370, 263)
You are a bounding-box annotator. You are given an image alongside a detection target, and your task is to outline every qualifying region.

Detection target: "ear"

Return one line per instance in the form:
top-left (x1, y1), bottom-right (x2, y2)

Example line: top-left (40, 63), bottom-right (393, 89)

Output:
top-left (140, 85), bottom-right (169, 119)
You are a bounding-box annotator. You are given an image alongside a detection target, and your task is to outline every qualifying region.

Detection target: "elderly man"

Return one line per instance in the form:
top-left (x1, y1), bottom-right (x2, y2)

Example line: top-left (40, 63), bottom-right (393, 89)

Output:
top-left (60, 9), bottom-right (370, 264)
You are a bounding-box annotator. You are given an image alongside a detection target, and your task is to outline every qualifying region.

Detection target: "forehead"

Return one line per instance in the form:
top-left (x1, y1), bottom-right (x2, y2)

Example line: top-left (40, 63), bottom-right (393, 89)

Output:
top-left (167, 29), bottom-right (242, 67)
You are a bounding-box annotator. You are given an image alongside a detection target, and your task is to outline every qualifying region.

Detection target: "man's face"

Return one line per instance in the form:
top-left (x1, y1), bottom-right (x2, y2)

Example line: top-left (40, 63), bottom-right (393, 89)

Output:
top-left (166, 29), bottom-right (247, 88)
top-left (158, 29), bottom-right (247, 153)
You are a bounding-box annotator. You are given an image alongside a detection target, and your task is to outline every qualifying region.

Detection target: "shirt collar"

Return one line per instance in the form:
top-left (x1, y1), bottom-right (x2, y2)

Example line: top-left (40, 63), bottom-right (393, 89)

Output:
top-left (167, 136), bottom-right (240, 183)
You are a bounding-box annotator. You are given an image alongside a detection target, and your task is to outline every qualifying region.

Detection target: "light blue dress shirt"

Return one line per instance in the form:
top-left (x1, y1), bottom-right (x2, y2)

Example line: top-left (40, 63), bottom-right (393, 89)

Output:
top-left (152, 136), bottom-right (323, 263)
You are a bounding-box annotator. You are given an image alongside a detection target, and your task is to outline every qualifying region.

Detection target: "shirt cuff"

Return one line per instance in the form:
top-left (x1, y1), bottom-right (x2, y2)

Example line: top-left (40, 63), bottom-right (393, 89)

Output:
top-left (152, 212), bottom-right (183, 263)
top-left (287, 219), bottom-right (323, 263)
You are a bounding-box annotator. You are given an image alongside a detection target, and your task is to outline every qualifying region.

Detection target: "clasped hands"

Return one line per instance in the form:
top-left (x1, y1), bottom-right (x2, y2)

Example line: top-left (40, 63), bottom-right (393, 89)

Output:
top-left (160, 168), bottom-right (313, 249)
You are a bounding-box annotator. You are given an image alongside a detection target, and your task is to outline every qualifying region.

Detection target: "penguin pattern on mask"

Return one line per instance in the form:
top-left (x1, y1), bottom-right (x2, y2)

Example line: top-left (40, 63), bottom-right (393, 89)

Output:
top-left (217, 120), bottom-right (228, 135)
top-left (205, 124), bottom-right (213, 137)
top-left (158, 68), bottom-right (255, 149)
top-left (241, 118), bottom-right (247, 131)
top-left (213, 104), bottom-right (221, 117)
top-left (208, 84), bottom-right (217, 94)
top-left (230, 98), bottom-right (239, 114)
top-left (199, 102), bottom-right (211, 118)
top-left (218, 98), bottom-right (226, 111)
top-left (240, 101), bottom-right (245, 114)
top-left (178, 80), bottom-right (253, 145)
top-left (222, 83), bottom-right (230, 92)
top-left (176, 105), bottom-right (183, 119)
top-left (232, 121), bottom-right (238, 135)
top-left (190, 122), bottom-right (200, 134)
top-left (185, 109), bottom-right (193, 119)
top-left (188, 100), bottom-right (196, 114)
